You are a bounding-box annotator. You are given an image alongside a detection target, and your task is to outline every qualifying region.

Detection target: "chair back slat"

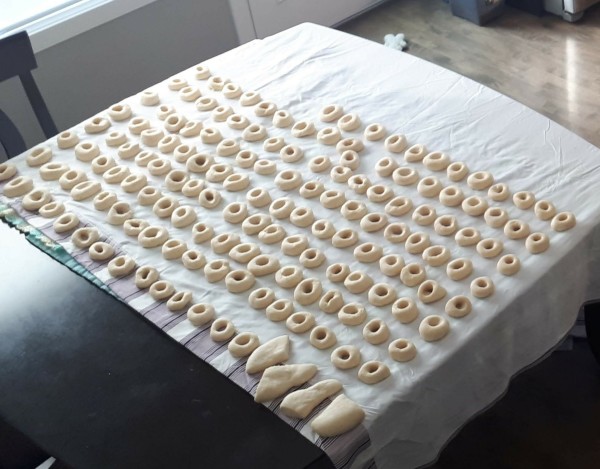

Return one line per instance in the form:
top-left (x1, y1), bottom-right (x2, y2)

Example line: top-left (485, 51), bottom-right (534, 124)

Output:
top-left (0, 31), bottom-right (37, 83)
top-left (0, 108), bottom-right (27, 157)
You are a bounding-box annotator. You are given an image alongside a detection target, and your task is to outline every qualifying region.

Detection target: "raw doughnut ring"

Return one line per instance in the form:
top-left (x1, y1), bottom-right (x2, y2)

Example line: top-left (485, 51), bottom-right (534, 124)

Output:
top-left (198, 188), bottom-right (222, 209)
top-left (332, 228), bottom-right (359, 248)
top-left (392, 166), bottom-right (419, 186)
top-left (124, 219), bottom-right (149, 237)
top-left (108, 255), bottom-right (136, 278)
top-left (212, 105), bottom-right (233, 122)
top-left (341, 200), bottom-right (368, 220)
top-left (423, 151), bottom-right (450, 171)
top-left (380, 254), bottom-right (404, 276)
top-left (354, 242), bottom-right (383, 263)
top-left (418, 280), bottom-right (446, 304)
top-left (400, 263), bottom-right (426, 287)
top-left (134, 265), bottom-right (159, 289)
top-left (320, 104), bottom-right (344, 122)
top-left (331, 345), bottom-right (361, 370)
top-left (310, 326), bottom-right (337, 350)
top-left (281, 234), bottom-right (309, 256)
top-left (368, 283), bottom-right (397, 307)
top-left (326, 263), bottom-right (350, 283)
top-left (488, 183), bottom-right (510, 201)
top-left (207, 75), bottom-right (229, 91)
top-left (455, 227), bottom-right (481, 246)
top-left (446, 258), bottom-right (473, 281)
top-left (404, 144), bottom-right (427, 162)
top-left (211, 233), bottom-right (240, 254)
top-left (513, 191), bottom-right (535, 209)
top-left (385, 134), bottom-right (408, 153)
top-left (223, 173), bottom-right (250, 192)
top-left (263, 137), bottom-right (285, 152)
top-left (299, 180), bottom-right (325, 199)
top-left (248, 254), bottom-right (280, 276)
top-left (445, 295), bottom-right (472, 318)
top-left (534, 200), bottom-right (557, 221)
top-left (39, 201), bottom-right (65, 218)
top-left (309, 155), bottom-right (331, 173)
top-left (462, 196), bottom-right (488, 216)
top-left (121, 174), bottom-right (147, 193)
top-left (222, 83), bottom-right (242, 99)
top-left (91, 155), bottom-right (115, 175)
top-left (484, 207), bottom-right (508, 228)
top-left (88, 241), bottom-right (115, 261)
top-left (551, 212), bottom-right (576, 232)
top-left (335, 138), bottom-right (364, 154)
top-left (389, 339), bottom-right (417, 362)
top-left (471, 277), bottom-right (495, 298)
top-left (240, 91), bottom-right (261, 106)
top-left (412, 205), bottom-right (437, 226)
top-left (194, 64), bottom-right (210, 79)
top-left (338, 113), bottom-right (361, 132)
top-left (242, 123), bottom-right (267, 142)
top-left (168, 291), bottom-right (193, 312)
top-left (311, 219), bottom-right (335, 240)
top-left (84, 116), bottom-right (110, 134)
top-left (299, 247), bottom-right (325, 268)
top-left (348, 174), bottom-right (371, 194)
top-left (216, 138), bottom-right (240, 157)
top-left (434, 215), bottom-right (458, 236)
top-left (248, 288), bottom-right (276, 309)
top-left (226, 114), bottom-right (250, 131)
top-left (289, 207), bottom-right (314, 228)
top-left (275, 265), bottom-right (303, 288)
top-left (182, 249), bottom-right (206, 270)
top-left (53, 212), bottom-right (79, 233)
top-left (153, 196), bottom-right (179, 218)
top-left (3, 175), bottom-right (33, 197)
top-left (210, 318), bottom-right (236, 342)
top-left (339, 150), bottom-right (360, 170)
top-left (138, 89), bottom-right (158, 107)
top-left (417, 176), bottom-right (443, 198)
top-left (447, 161), bottom-right (469, 181)
top-left (405, 232), bottom-right (430, 254)
top-left (229, 243), bottom-right (260, 264)
top-left (59, 170), bottom-right (87, 190)
top-left (200, 127), bottom-right (223, 144)
top-left (343, 271), bottom-right (373, 294)
top-left (186, 153), bottom-right (213, 173)
top-left (392, 297), bottom-right (419, 323)
top-left (318, 290), bottom-right (344, 314)
top-left (0, 162), bottom-right (17, 181)
top-left (74, 142), bottom-right (99, 162)
top-left (103, 165), bottom-right (130, 184)
top-left (56, 130), bottom-right (79, 149)
top-left (422, 245), bottom-right (451, 267)
top-left (128, 117), bottom-right (151, 134)
top-left (204, 259), bottom-right (230, 283)
top-left (497, 254), bottom-right (520, 276)
top-left (338, 303), bottom-right (367, 326)
top-left (168, 76), bottom-right (188, 90)
top-left (156, 105), bottom-right (176, 120)
top-left (206, 163), bottom-right (233, 183)
top-left (317, 127), bottom-right (341, 145)
top-left (385, 196), bottom-right (413, 217)
top-left (526, 232), bottom-right (550, 254)
top-left (275, 170), bottom-right (303, 190)
top-left (171, 205), bottom-right (197, 228)
top-left (363, 320), bottom-right (391, 347)
top-left (195, 97), bottom-right (218, 112)
top-left (468, 171), bottom-right (494, 190)
top-left (71, 180), bottom-right (101, 201)
top-left (222, 202), bottom-right (248, 224)
top-left (366, 184), bottom-right (394, 203)
top-left (254, 159), bottom-right (277, 175)
top-left (182, 179), bottom-right (204, 198)
top-left (107, 202), bottom-right (133, 225)
top-left (258, 224), bottom-right (286, 244)
top-left (225, 270), bottom-right (256, 293)
top-left (286, 312), bottom-right (316, 334)
top-left (228, 332), bottom-right (260, 358)
top-left (134, 150), bottom-right (159, 167)
top-left (265, 299), bottom-right (294, 321)
top-left (137, 186), bottom-right (161, 206)
top-left (164, 113), bottom-right (188, 132)
top-left (158, 135), bottom-right (181, 154)
top-left (255, 101), bottom-right (277, 117)
top-left (187, 303), bottom-right (215, 327)
top-left (192, 222), bottom-right (213, 244)
top-left (107, 103), bottom-right (132, 121)
top-left (22, 189), bottom-right (52, 210)
top-left (439, 186), bottom-right (464, 207)
top-left (241, 214), bottom-right (271, 236)
top-left (419, 315), bottom-right (450, 342)
top-left (235, 150), bottom-right (257, 169)
top-left (320, 190), bottom-right (346, 209)
top-left (477, 238), bottom-right (504, 258)
top-left (94, 191), bottom-right (118, 211)
top-left (138, 226), bottom-right (169, 248)
top-left (503, 220), bottom-right (530, 239)
top-left (364, 123), bottom-right (386, 141)
top-left (71, 227), bottom-right (100, 249)
top-left (280, 144), bottom-right (304, 163)
top-left (294, 278), bottom-right (323, 305)
top-left (272, 109), bottom-right (294, 128)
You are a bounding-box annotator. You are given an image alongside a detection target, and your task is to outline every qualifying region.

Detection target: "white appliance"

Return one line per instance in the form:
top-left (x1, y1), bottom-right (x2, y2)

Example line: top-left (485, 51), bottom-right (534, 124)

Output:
top-left (544, 0), bottom-right (600, 21)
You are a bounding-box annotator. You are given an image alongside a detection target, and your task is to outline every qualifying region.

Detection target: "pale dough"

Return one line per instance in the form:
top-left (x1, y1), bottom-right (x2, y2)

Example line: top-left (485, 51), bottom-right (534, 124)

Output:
top-left (513, 191), bottom-right (536, 209)
top-left (222, 202), bottom-right (248, 224)
top-left (477, 237), bottom-right (504, 258)
top-left (236, 150), bottom-right (258, 168)
top-left (290, 207), bottom-right (315, 228)
top-left (186, 153), bottom-right (213, 173)
top-left (286, 312), bottom-right (316, 334)
top-left (392, 166), bottom-right (419, 186)
top-left (212, 105), bottom-right (233, 122)
top-left (484, 207), bottom-right (508, 228)
top-left (164, 113), bottom-right (188, 132)
top-left (470, 276), bottom-right (495, 298)
top-left (338, 303), bottom-right (367, 326)
top-left (245, 335), bottom-right (290, 374)
top-left (229, 243), bottom-right (260, 264)
top-left (153, 196), bottom-right (178, 219)
top-left (239, 90), bottom-right (261, 106)
top-left (445, 295), bottom-right (472, 318)
top-left (128, 117), bottom-right (151, 134)
top-left (503, 220), bottom-right (530, 240)
top-left (204, 259), bottom-right (230, 283)
top-left (341, 200), bottom-right (368, 221)
top-left (310, 395), bottom-right (365, 438)
top-left (164, 169), bottom-right (188, 192)
top-left (294, 278), bottom-right (323, 305)
top-left (331, 345), bottom-right (361, 369)
top-left (412, 204), bottom-right (437, 226)
top-left (335, 138), bottom-right (364, 154)
top-left (22, 189), bottom-right (52, 211)
top-left (455, 227), bottom-right (481, 246)
top-left (222, 82), bottom-right (242, 99)
top-left (206, 163), bottom-right (233, 182)
top-left (360, 212), bottom-right (388, 232)
top-left (447, 161), bottom-right (469, 181)
top-left (254, 101), bottom-right (277, 117)
top-left (462, 196), bottom-right (488, 216)
top-left (108, 255), bottom-right (136, 278)
top-left (196, 97), bottom-right (218, 112)
top-left (210, 318), bottom-right (236, 342)
top-left (434, 215), bottom-right (458, 236)
top-left (326, 263), bottom-right (350, 283)
top-left (242, 123), bottom-right (267, 142)
top-left (103, 165), bottom-right (131, 184)
top-left (384, 134), bottom-right (407, 153)
top-left (488, 182), bottom-right (510, 201)
top-left (379, 254), bottom-right (405, 277)
top-left (135, 150), bottom-right (159, 167)
top-left (423, 151), bottom-right (450, 171)
top-left (364, 123), bottom-right (386, 141)
top-left (56, 130), bottom-right (79, 149)
top-left (299, 180), bottom-right (325, 199)
top-left (191, 222), bottom-right (214, 244)
top-left (299, 247), bottom-right (325, 268)
top-left (258, 224), bottom-right (286, 244)
top-left (417, 176), bottom-right (443, 198)
top-left (162, 239), bottom-right (187, 260)
top-left (275, 265), bottom-right (303, 289)
top-left (320, 189), bottom-right (346, 209)
top-left (247, 254), bottom-right (280, 276)
top-left (123, 219), bottom-right (150, 237)
top-left (228, 332), bottom-right (260, 358)
top-left (53, 212), bottom-right (79, 233)
top-left (106, 131), bottom-right (127, 147)
top-left (223, 173), bottom-right (250, 192)
top-left (354, 242), bottom-right (383, 263)
top-left (332, 228), bottom-right (359, 248)
top-left (263, 137), bottom-right (285, 152)
top-left (385, 196), bottom-right (413, 217)
top-left (405, 232), bottom-right (430, 254)
top-left (270, 197), bottom-right (295, 219)
top-left (39, 201), bottom-right (65, 218)
top-left (181, 249), bottom-right (206, 270)
top-left (358, 361), bottom-right (391, 384)
top-left (497, 254), bottom-right (521, 276)
top-left (281, 235), bottom-right (309, 256)
top-left (348, 174), bottom-right (371, 194)
top-left (468, 171), bottom-right (494, 190)
top-left (446, 258), bottom-right (473, 281)
top-left (422, 245), bottom-right (451, 267)
top-left (273, 109), bottom-right (294, 127)
top-left (211, 232), bottom-right (240, 254)
top-left (121, 174), bottom-right (147, 193)
top-left (525, 232), bottom-right (550, 254)
top-left (84, 116), bottom-right (110, 134)
top-left (74, 142), bottom-right (99, 162)
top-left (71, 227), bottom-right (100, 249)
top-left (149, 281), bottom-right (175, 301)
top-left (134, 265), bottom-right (159, 289)
top-left (194, 64), bottom-right (210, 79)
top-left (242, 214), bottom-right (271, 235)
top-left (310, 326), bottom-right (337, 350)
top-left (207, 76), bottom-right (229, 91)
top-left (88, 241), bottom-right (115, 261)
top-left (551, 211), bottom-right (576, 232)
top-left (198, 188), bottom-right (222, 209)
top-left (362, 318), bottom-right (390, 344)
top-left (187, 303), bottom-right (215, 327)
top-left (312, 219), bottom-right (336, 239)
top-left (248, 287), bottom-right (276, 309)
top-left (137, 186), bottom-right (161, 206)
top-left (338, 113), bottom-right (361, 131)
top-left (417, 280), bottom-right (447, 304)
top-left (59, 170), bottom-right (87, 190)
top-left (138, 226), bottom-right (169, 248)
top-left (217, 138), bottom-right (240, 157)
top-left (280, 379), bottom-right (343, 419)
top-left (227, 114), bottom-right (250, 130)
top-left (419, 315), bottom-right (450, 342)
top-left (366, 184), bottom-right (394, 203)
top-left (91, 155), bottom-right (115, 175)
top-left (225, 269), bottom-right (256, 293)
top-left (391, 297), bottom-right (419, 324)
top-left (280, 144), bottom-right (304, 163)
top-left (255, 364), bottom-right (318, 403)
top-left (343, 270), bottom-right (373, 294)
top-left (439, 186), bottom-right (464, 207)
top-left (404, 144), bottom-right (427, 162)
top-left (317, 127), bottom-right (341, 145)
top-left (388, 339), bottom-right (417, 362)
top-left (400, 263), bottom-right (427, 287)
top-left (275, 169), bottom-right (303, 190)
top-left (339, 150), bottom-right (360, 170)
top-left (318, 289), bottom-right (344, 314)
top-left (171, 205), bottom-right (197, 228)
top-left (534, 200), bottom-right (557, 221)
top-left (265, 299), bottom-right (294, 321)
top-left (320, 104), bottom-right (344, 122)
top-left (107, 103), bottom-right (132, 121)
top-left (200, 127), bottom-right (223, 144)
top-left (94, 191), bottom-right (118, 211)
top-left (157, 104), bottom-right (176, 120)
top-left (309, 155), bottom-right (332, 173)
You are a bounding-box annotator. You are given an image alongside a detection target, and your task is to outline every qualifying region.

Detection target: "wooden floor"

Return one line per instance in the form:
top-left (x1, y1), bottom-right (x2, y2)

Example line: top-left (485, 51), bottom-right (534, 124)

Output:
top-left (341, 0), bottom-right (600, 147)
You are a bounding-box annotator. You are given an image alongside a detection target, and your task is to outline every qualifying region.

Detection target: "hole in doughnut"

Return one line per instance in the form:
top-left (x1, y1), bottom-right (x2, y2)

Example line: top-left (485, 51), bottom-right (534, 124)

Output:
top-left (464, 229), bottom-right (475, 236)
top-left (477, 279), bottom-right (487, 287)
top-left (348, 273), bottom-right (360, 281)
top-left (366, 363), bottom-right (379, 373)
top-left (232, 272), bottom-right (245, 281)
top-left (468, 199), bottom-right (478, 206)
top-left (395, 340), bottom-right (408, 350)
top-left (374, 186), bottom-right (384, 194)
top-left (409, 265), bottom-right (420, 274)
top-left (505, 256), bottom-right (514, 264)
top-left (369, 322), bottom-right (381, 332)
top-left (518, 193), bottom-right (526, 200)
top-left (293, 314), bottom-right (305, 324)
top-left (455, 300), bottom-right (465, 309)
top-left (385, 257), bottom-right (396, 265)
top-left (302, 283), bottom-right (313, 294)
top-left (316, 330), bottom-right (326, 340)
top-left (213, 260), bottom-right (224, 268)
top-left (424, 178), bottom-right (434, 186)
top-left (282, 267), bottom-right (295, 276)
top-left (559, 213), bottom-right (567, 221)
top-left (235, 335), bottom-right (250, 345)
top-left (332, 265), bottom-right (342, 273)
top-left (428, 316), bottom-right (440, 326)
top-left (532, 234), bottom-right (541, 241)
top-left (339, 350), bottom-right (350, 360)
top-left (423, 285), bottom-right (433, 295)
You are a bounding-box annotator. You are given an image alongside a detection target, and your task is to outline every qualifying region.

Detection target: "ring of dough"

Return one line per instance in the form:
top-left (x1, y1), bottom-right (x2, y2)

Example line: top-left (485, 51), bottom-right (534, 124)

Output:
top-left (128, 117), bottom-right (151, 134)
top-left (484, 207), bottom-right (508, 228)
top-left (513, 191), bottom-right (535, 209)
top-left (94, 191), bottom-right (118, 211)
top-left (468, 171), bottom-right (494, 190)
top-left (59, 170), bottom-right (87, 190)
top-left (266, 299), bottom-right (294, 321)
top-left (223, 202), bottom-right (247, 224)
top-left (317, 127), bottom-right (341, 145)
top-left (200, 127), bottom-right (223, 145)
top-left (419, 315), bottom-right (450, 342)
top-left (242, 124), bottom-right (267, 142)
top-left (186, 153), bottom-right (213, 174)
top-left (255, 101), bottom-right (277, 117)
top-left (338, 303), bottom-right (367, 326)
top-left (182, 249), bottom-right (206, 270)
top-left (206, 163), bottom-right (233, 183)
top-left (434, 215), bottom-right (458, 236)
top-left (385, 196), bottom-right (413, 217)
top-left (310, 220), bottom-right (334, 240)
top-left (503, 220), bottom-right (530, 239)
top-left (22, 189), bottom-right (52, 211)
top-left (254, 159), bottom-right (277, 175)
top-left (455, 227), bottom-right (481, 246)
top-left (71, 227), bottom-right (100, 249)
top-left (248, 287), bottom-right (276, 309)
top-left (389, 339), bottom-right (417, 362)
top-left (248, 254), bottom-right (280, 276)
top-left (446, 258), bottom-right (473, 281)
top-left (286, 312), bottom-right (316, 334)
top-left (222, 83), bottom-right (242, 99)
top-left (477, 238), bottom-right (504, 258)
top-left (526, 232), bottom-right (550, 254)
top-left (53, 212), bottom-right (79, 233)
top-left (392, 166), bottom-right (419, 186)
top-left (331, 345), bottom-right (361, 370)
top-left (348, 174), bottom-right (371, 195)
top-left (211, 105), bottom-right (233, 122)
top-left (320, 190), bottom-right (346, 210)
top-left (198, 188), bottom-right (222, 209)
top-left (71, 180), bottom-right (101, 201)
top-left (392, 297), bottom-right (419, 323)
top-left (331, 228), bottom-right (358, 249)
top-left (326, 166), bottom-right (354, 184)
top-left (405, 232), bottom-right (430, 254)
top-left (138, 226), bottom-right (169, 248)
top-left (422, 245), bottom-right (451, 266)
top-left (358, 361), bottom-right (391, 384)
top-left (241, 214), bottom-right (271, 236)
top-left (309, 155), bottom-right (331, 173)
top-left (108, 255), bottom-right (136, 278)
top-left (84, 116), bottom-right (110, 134)
top-left (171, 204), bottom-right (197, 228)
top-left (223, 173), bottom-right (250, 192)
top-left (551, 212), bottom-right (576, 232)
top-left (91, 155), bottom-right (115, 175)
top-left (404, 144), bottom-right (427, 162)
top-left (310, 326), bottom-right (337, 350)
top-left (74, 142), bottom-right (100, 162)
top-left (338, 113), bottom-right (361, 132)
top-left (210, 318), bottom-right (236, 342)
top-left (168, 77), bottom-right (187, 90)
top-left (195, 97), bottom-right (218, 112)
top-left (134, 266), bottom-right (159, 289)
top-left (158, 135), bottom-right (181, 154)
top-left (187, 303), bottom-right (215, 327)
top-left (272, 109), bottom-right (294, 128)
top-left (366, 185), bottom-right (394, 203)
top-left (275, 170), bottom-right (303, 190)
top-left (229, 243), bottom-right (261, 264)
top-left (462, 196), bottom-right (488, 216)
top-left (211, 233), bottom-right (240, 254)
top-left (364, 123), bottom-right (386, 141)
top-left (263, 137), bottom-right (285, 152)
top-left (291, 120), bottom-right (316, 138)
top-left (412, 205), bottom-right (436, 226)
top-left (336, 138), bottom-right (364, 154)
top-left (0, 163), bottom-right (17, 182)
top-left (152, 196), bottom-right (179, 219)
top-left (164, 169), bottom-right (188, 192)
top-left (368, 283), bottom-right (397, 307)
top-left (275, 265), bottom-right (303, 288)
top-left (39, 201), bottom-right (65, 218)
top-left (294, 278), bottom-right (323, 305)
top-left (120, 174), bottom-right (147, 193)
top-left (88, 241), bottom-right (115, 261)
top-left (354, 242), bottom-right (383, 263)
top-left (137, 186), bottom-right (161, 206)
top-left (447, 161), bottom-right (469, 181)
top-left (107, 201), bottom-right (133, 225)
top-left (228, 332), bottom-right (260, 358)
top-left (326, 263), bottom-right (350, 283)
top-left (400, 263), bottom-right (426, 287)
top-left (380, 254), bottom-right (404, 277)
top-left (385, 134), bottom-right (408, 153)
top-left (107, 103), bottom-right (132, 121)
top-left (487, 182), bottom-right (509, 201)
top-left (207, 75), bottom-right (229, 91)
top-left (471, 277), bottom-right (495, 298)
top-left (192, 222), bottom-right (213, 244)
top-left (423, 151), bottom-right (450, 171)
top-left (164, 113), bottom-right (188, 133)
top-left (280, 144), bottom-right (304, 163)
top-left (162, 239), bottom-right (187, 260)
top-left (445, 295), bottom-right (472, 318)
top-left (106, 131), bottom-right (127, 147)
top-left (156, 105), bottom-right (175, 120)
top-left (319, 290), bottom-right (344, 313)
top-left (320, 104), bottom-right (344, 122)
top-left (236, 150), bottom-right (258, 168)
top-left (299, 247), bottom-right (325, 268)
top-left (299, 181), bottom-right (325, 199)
top-left (134, 150), bottom-right (158, 168)
top-left (204, 259), bottom-right (230, 283)
top-left (534, 200), bottom-right (557, 221)
top-left (240, 91), bottom-right (261, 106)
top-left (417, 176), bottom-right (443, 198)
top-left (339, 150), bottom-right (360, 170)
top-left (497, 254), bottom-right (520, 276)
top-left (439, 186), bottom-right (464, 207)
top-left (57, 130), bottom-right (79, 149)
top-left (103, 165), bottom-right (131, 184)
top-left (168, 290), bottom-right (193, 312)
top-left (194, 64), bottom-right (210, 79)
top-left (124, 219), bottom-right (149, 237)
top-left (417, 280), bottom-right (446, 304)
top-left (225, 270), bottom-right (256, 293)
top-left (341, 200), bottom-right (368, 221)
top-left (258, 224), bottom-right (286, 244)
top-left (226, 114), bottom-right (250, 131)
top-left (290, 207), bottom-right (315, 228)
top-left (217, 138), bottom-right (240, 157)
top-left (344, 271), bottom-right (373, 294)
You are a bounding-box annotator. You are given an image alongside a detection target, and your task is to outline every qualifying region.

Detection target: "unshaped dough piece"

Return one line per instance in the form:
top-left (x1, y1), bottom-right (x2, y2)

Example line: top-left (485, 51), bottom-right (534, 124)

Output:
top-left (280, 379), bottom-right (343, 419)
top-left (246, 335), bottom-right (290, 374)
top-left (254, 364), bottom-right (318, 403)
top-left (310, 395), bottom-right (365, 438)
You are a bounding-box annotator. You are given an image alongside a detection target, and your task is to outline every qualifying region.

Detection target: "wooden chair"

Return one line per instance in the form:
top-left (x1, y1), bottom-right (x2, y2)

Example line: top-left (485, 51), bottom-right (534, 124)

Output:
top-left (0, 31), bottom-right (58, 158)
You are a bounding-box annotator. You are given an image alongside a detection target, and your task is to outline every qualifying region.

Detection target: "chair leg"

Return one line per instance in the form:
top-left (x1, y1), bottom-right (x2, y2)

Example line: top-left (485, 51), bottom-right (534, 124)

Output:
top-left (20, 72), bottom-right (58, 139)
top-left (0, 108), bottom-right (27, 158)
top-left (584, 302), bottom-right (600, 365)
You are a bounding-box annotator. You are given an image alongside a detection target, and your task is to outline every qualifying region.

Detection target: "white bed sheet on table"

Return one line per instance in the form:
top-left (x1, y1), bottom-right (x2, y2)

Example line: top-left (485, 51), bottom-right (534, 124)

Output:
top-left (5, 23), bottom-right (600, 469)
